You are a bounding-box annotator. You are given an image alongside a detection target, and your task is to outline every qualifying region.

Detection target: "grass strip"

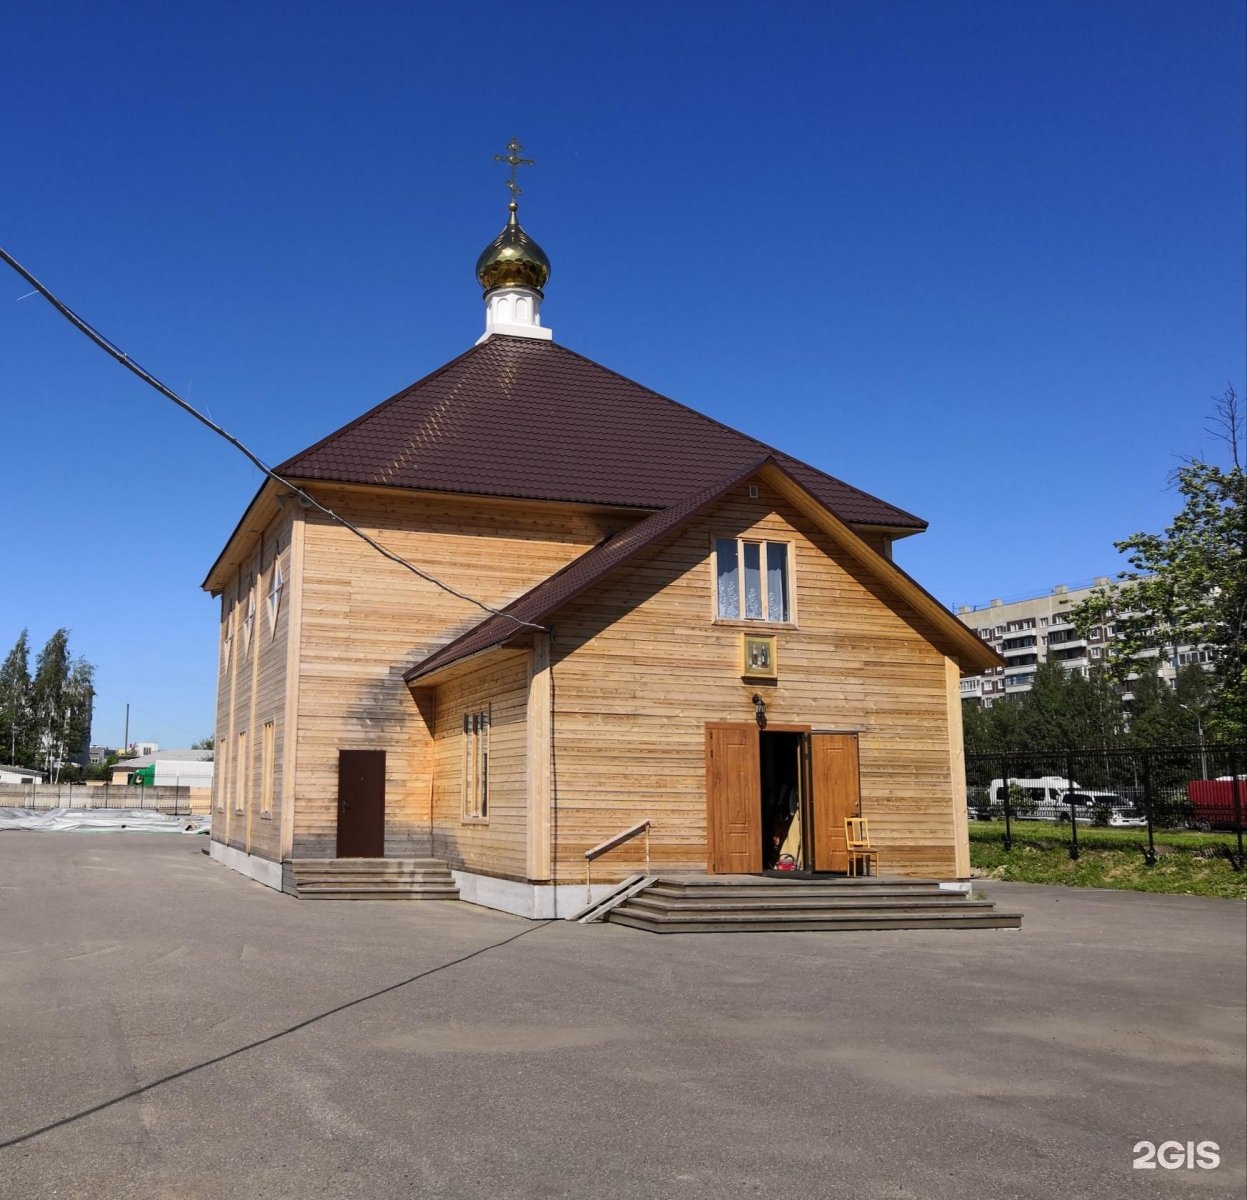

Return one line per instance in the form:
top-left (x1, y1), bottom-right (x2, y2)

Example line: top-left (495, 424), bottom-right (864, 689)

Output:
top-left (968, 822), bottom-right (1246, 899)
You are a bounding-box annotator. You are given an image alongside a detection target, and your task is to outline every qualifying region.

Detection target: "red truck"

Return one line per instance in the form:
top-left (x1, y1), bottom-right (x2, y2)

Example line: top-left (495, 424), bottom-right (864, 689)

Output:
top-left (1186, 779), bottom-right (1246, 831)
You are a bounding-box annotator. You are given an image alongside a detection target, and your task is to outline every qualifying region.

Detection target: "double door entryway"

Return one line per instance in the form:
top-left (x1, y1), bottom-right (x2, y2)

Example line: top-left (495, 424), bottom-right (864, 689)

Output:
top-left (705, 724), bottom-right (860, 874)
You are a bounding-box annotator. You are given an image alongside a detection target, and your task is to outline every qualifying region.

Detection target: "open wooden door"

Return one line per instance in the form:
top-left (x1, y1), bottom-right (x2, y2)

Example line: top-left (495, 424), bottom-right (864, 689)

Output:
top-left (705, 723), bottom-right (762, 873)
top-left (337, 749), bottom-right (385, 858)
top-left (808, 733), bottom-right (860, 873)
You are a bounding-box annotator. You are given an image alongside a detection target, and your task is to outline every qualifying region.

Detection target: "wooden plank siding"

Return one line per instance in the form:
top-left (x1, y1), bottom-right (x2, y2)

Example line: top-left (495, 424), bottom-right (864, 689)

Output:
top-left (288, 486), bottom-right (613, 860)
top-left (424, 650), bottom-right (531, 878)
top-left (540, 477), bottom-right (962, 881)
top-left (211, 474), bottom-right (967, 886)
top-left (211, 505), bottom-right (296, 863)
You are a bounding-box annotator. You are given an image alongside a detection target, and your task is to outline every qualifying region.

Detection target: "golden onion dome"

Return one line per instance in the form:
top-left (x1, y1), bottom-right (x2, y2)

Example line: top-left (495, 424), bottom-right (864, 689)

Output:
top-left (475, 202), bottom-right (551, 295)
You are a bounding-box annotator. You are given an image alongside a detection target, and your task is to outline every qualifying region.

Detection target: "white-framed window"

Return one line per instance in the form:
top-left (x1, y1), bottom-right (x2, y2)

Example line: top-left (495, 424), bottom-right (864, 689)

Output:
top-left (462, 709), bottom-right (489, 820)
top-left (235, 729), bottom-right (248, 814)
top-left (714, 538), bottom-right (791, 622)
top-left (260, 721), bottom-right (275, 816)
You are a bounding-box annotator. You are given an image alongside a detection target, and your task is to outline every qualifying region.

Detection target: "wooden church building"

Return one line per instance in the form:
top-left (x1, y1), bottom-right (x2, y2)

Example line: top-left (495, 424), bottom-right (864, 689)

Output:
top-left (203, 179), bottom-right (1000, 916)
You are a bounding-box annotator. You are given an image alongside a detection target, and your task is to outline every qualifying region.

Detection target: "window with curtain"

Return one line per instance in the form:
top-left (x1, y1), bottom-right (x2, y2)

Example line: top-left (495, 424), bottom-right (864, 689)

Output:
top-left (715, 539), bottom-right (790, 621)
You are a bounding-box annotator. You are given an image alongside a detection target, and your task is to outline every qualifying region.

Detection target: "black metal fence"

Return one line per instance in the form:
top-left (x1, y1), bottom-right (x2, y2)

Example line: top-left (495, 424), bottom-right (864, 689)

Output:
top-left (966, 743), bottom-right (1245, 870)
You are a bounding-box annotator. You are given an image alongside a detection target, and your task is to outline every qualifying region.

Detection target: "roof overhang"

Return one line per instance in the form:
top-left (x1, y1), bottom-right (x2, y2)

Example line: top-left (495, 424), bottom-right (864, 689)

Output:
top-left (851, 521), bottom-right (924, 544)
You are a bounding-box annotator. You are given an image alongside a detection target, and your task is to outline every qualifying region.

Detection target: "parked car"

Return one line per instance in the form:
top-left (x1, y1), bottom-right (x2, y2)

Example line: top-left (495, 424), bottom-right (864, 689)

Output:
top-left (1058, 791), bottom-right (1147, 828)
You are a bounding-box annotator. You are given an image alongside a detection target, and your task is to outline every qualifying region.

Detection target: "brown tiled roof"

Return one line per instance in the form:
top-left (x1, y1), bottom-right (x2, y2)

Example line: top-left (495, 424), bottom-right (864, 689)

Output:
top-left (404, 458), bottom-right (772, 683)
top-left (277, 336), bottom-right (925, 530)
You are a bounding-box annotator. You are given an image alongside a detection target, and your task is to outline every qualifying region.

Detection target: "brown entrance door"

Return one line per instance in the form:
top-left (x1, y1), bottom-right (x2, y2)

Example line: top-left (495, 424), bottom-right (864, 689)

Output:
top-left (808, 733), bottom-right (860, 873)
top-left (337, 749), bottom-right (385, 858)
top-left (705, 723), bottom-right (762, 873)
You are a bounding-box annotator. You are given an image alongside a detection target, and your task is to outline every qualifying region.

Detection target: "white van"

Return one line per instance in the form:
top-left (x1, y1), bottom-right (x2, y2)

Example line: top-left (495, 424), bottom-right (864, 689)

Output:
top-left (988, 777), bottom-right (1078, 820)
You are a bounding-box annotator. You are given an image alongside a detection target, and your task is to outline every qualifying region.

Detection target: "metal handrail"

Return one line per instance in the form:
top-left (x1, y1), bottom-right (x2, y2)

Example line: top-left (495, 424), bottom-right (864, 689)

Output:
top-left (585, 820), bottom-right (651, 901)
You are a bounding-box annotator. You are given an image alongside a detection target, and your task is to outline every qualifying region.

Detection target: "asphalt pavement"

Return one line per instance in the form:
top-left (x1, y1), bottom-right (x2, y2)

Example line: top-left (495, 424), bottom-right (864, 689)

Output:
top-left (0, 833), bottom-right (1243, 1200)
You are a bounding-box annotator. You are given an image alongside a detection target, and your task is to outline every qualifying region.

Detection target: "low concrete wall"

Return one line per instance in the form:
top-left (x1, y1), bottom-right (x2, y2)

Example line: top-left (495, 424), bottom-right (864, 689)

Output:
top-left (0, 783), bottom-right (208, 813)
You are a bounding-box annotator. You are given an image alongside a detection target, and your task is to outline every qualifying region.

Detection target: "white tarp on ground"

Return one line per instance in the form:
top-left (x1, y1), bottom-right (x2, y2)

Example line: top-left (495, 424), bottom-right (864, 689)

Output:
top-left (0, 808), bottom-right (210, 834)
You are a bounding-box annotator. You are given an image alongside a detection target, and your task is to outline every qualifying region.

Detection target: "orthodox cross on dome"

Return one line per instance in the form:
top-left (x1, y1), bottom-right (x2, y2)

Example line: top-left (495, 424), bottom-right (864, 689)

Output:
top-left (493, 137), bottom-right (534, 203)
top-left (475, 137), bottom-right (552, 344)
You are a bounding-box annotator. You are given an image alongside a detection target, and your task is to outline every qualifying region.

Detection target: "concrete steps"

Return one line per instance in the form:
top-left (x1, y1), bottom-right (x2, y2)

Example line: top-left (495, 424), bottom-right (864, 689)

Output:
top-left (604, 876), bottom-right (1022, 933)
top-left (287, 858), bottom-right (459, 900)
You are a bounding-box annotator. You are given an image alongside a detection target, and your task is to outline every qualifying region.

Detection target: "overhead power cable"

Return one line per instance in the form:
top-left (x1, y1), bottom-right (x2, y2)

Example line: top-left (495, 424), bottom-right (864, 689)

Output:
top-left (0, 245), bottom-right (547, 634)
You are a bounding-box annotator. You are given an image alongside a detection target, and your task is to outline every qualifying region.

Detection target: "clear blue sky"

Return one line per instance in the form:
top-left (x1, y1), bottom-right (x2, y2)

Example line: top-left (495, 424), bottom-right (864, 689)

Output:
top-left (2, 0), bottom-right (1243, 751)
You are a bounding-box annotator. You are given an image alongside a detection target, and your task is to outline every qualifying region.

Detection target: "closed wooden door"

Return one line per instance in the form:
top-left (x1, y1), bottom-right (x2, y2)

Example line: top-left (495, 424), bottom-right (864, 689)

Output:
top-left (337, 749), bottom-right (385, 858)
top-left (809, 733), bottom-right (860, 873)
top-left (705, 723), bottom-right (762, 873)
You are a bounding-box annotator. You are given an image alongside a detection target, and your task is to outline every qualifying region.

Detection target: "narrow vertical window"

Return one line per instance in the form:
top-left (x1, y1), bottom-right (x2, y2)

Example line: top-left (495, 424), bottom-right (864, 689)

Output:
top-left (267, 562), bottom-right (284, 634)
top-left (235, 730), bottom-right (248, 814)
top-left (462, 712), bottom-right (472, 817)
top-left (742, 542), bottom-right (763, 619)
top-left (260, 722), bottom-right (275, 815)
top-left (242, 589), bottom-right (256, 652)
top-left (478, 711), bottom-right (489, 819)
top-left (216, 739), bottom-right (228, 812)
top-left (462, 709), bottom-right (490, 819)
top-left (222, 600), bottom-right (234, 667)
top-left (766, 543), bottom-right (789, 621)
top-left (715, 538), bottom-right (739, 618)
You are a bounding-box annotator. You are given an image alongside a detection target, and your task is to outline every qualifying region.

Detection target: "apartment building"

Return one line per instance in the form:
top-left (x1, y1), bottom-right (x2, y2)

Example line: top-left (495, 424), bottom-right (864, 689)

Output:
top-left (953, 580), bottom-right (1209, 707)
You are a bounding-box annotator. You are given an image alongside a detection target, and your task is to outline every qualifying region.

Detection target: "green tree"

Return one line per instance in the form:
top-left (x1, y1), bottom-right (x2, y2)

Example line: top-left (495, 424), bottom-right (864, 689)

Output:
top-left (1126, 663), bottom-right (1213, 748)
top-left (29, 629), bottom-right (95, 777)
top-left (0, 630), bottom-right (34, 766)
top-left (1019, 661), bottom-right (1121, 751)
top-left (1125, 666), bottom-right (1186, 747)
top-left (962, 664), bottom-right (1124, 760)
top-left (65, 658), bottom-right (95, 769)
top-left (191, 736), bottom-right (215, 751)
top-left (1074, 386), bottom-right (1245, 739)
top-left (961, 698), bottom-right (995, 759)
top-left (32, 629), bottom-right (70, 774)
top-left (960, 693), bottom-right (1032, 758)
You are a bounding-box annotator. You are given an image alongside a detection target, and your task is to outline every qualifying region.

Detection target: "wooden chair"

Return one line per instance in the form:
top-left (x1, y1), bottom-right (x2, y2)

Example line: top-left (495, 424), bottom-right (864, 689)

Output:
top-left (845, 817), bottom-right (879, 877)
